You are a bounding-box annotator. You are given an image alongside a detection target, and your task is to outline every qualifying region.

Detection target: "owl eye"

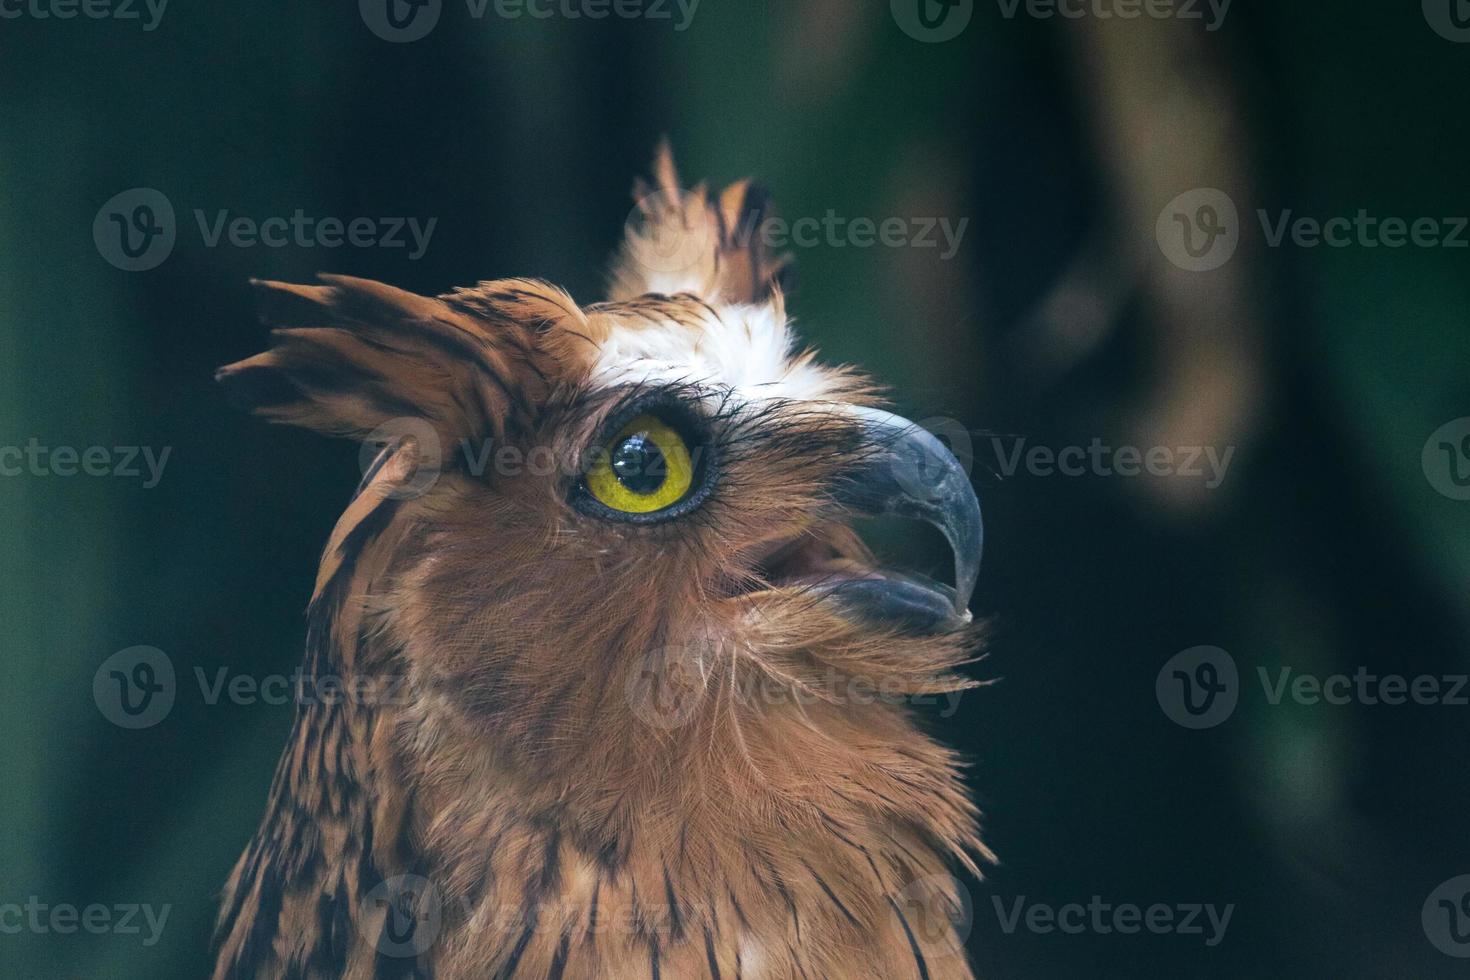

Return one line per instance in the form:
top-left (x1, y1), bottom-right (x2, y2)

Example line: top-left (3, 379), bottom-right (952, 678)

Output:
top-left (579, 412), bottom-right (708, 520)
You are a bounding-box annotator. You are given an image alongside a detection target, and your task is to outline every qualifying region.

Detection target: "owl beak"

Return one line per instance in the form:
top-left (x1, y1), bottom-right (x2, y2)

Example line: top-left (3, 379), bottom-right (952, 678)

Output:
top-left (827, 407), bottom-right (984, 633)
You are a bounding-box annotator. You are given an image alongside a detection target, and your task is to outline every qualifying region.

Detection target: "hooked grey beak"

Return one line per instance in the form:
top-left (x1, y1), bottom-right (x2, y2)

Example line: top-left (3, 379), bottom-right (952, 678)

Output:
top-left (825, 407), bottom-right (984, 634)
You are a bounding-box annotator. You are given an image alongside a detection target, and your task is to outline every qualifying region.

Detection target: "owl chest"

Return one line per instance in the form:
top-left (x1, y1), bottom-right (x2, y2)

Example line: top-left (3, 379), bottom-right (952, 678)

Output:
top-left (413, 821), bottom-right (973, 980)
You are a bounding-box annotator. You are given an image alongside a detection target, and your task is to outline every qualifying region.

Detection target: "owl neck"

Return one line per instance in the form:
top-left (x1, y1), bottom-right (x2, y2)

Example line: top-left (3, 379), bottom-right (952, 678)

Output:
top-left (212, 489), bottom-right (419, 980)
top-left (215, 485), bottom-right (986, 978)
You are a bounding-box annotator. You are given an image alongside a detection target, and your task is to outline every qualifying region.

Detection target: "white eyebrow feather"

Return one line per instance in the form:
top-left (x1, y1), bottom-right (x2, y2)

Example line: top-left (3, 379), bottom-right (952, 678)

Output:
top-left (587, 303), bottom-right (838, 402)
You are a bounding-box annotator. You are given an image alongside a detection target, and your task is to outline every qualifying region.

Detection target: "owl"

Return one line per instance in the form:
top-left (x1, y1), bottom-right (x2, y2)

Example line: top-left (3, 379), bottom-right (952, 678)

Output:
top-left (212, 144), bottom-right (989, 979)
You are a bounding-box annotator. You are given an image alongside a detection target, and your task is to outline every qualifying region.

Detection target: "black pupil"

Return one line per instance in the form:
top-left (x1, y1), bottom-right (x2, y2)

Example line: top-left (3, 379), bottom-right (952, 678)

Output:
top-left (611, 432), bottom-right (666, 495)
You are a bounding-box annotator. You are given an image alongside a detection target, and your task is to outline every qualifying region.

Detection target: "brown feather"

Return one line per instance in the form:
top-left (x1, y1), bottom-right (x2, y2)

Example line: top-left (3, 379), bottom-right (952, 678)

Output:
top-left (214, 147), bottom-right (987, 980)
top-left (609, 141), bottom-right (792, 305)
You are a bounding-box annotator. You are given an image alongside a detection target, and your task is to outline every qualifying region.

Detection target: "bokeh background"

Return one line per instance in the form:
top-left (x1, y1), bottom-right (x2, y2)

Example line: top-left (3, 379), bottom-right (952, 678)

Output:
top-left (3, 1), bottom-right (1469, 977)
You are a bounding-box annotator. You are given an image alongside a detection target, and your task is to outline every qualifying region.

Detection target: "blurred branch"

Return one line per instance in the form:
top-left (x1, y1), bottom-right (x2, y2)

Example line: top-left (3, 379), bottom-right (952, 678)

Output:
top-left (1063, 17), bottom-right (1269, 513)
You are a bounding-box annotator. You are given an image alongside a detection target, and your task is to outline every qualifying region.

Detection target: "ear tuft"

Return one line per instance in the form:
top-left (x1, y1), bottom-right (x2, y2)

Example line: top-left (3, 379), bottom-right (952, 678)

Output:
top-left (441, 277), bottom-right (585, 334)
top-left (218, 275), bottom-right (576, 444)
top-left (609, 141), bottom-right (792, 305)
top-left (214, 359), bottom-right (304, 414)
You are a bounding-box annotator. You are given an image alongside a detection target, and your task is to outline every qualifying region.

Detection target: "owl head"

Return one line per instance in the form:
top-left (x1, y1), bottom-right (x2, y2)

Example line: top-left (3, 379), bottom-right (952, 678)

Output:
top-left (216, 146), bottom-right (983, 830)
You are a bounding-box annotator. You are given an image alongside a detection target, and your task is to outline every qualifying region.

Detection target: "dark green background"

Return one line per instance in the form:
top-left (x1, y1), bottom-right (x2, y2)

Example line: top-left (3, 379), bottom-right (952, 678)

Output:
top-left (2, 1), bottom-right (1468, 977)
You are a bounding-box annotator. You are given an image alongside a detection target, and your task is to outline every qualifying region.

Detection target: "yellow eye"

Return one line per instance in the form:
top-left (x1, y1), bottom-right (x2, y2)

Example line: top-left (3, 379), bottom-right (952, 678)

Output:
top-left (584, 413), bottom-right (696, 515)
